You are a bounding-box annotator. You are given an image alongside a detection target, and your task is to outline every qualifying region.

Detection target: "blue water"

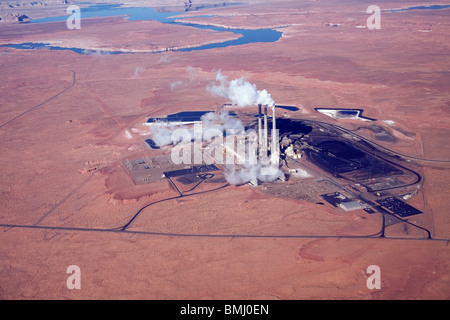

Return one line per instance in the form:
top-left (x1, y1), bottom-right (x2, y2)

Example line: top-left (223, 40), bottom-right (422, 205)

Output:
top-left (147, 111), bottom-right (237, 123)
top-left (390, 4), bottom-right (450, 13)
top-left (275, 105), bottom-right (299, 111)
top-left (175, 24), bottom-right (281, 52)
top-left (3, 4), bottom-right (282, 55)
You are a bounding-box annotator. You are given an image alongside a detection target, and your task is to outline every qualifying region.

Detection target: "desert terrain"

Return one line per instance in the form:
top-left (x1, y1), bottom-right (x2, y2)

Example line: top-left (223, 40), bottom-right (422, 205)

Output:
top-left (0, 0), bottom-right (449, 301)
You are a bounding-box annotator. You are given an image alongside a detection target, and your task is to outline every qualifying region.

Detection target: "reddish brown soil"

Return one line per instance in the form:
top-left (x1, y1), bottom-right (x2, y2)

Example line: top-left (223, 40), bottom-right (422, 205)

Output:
top-left (0, 17), bottom-right (241, 53)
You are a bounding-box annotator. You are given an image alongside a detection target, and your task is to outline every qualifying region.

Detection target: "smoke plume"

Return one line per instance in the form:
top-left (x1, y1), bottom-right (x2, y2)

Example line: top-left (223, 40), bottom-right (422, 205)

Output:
top-left (224, 163), bottom-right (285, 186)
top-left (207, 70), bottom-right (275, 108)
top-left (150, 71), bottom-right (284, 186)
top-left (200, 108), bottom-right (245, 133)
top-left (149, 122), bottom-right (177, 147)
top-left (149, 109), bottom-right (245, 148)
top-left (132, 67), bottom-right (144, 79)
top-left (206, 71), bottom-right (284, 185)
top-left (170, 81), bottom-right (184, 91)
top-left (81, 49), bottom-right (112, 56)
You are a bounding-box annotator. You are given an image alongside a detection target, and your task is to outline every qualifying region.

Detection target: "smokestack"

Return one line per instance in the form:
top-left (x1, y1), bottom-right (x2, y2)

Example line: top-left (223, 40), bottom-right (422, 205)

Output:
top-left (272, 106), bottom-right (276, 133)
top-left (271, 106), bottom-right (279, 166)
top-left (264, 105), bottom-right (268, 153)
top-left (258, 104), bottom-right (262, 150)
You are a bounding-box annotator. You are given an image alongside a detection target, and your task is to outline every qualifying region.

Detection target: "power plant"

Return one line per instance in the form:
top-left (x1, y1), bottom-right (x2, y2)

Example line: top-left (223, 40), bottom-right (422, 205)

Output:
top-left (143, 103), bottom-right (286, 186)
top-left (131, 101), bottom-right (426, 224)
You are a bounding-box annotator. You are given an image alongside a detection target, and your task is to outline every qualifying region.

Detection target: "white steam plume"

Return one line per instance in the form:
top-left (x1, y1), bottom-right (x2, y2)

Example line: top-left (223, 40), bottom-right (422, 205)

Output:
top-left (149, 109), bottom-right (245, 148)
top-left (224, 163), bottom-right (285, 186)
top-left (206, 71), bottom-right (283, 185)
top-left (132, 67), bottom-right (144, 79)
top-left (150, 70), bottom-right (283, 186)
top-left (200, 108), bottom-right (245, 133)
top-left (81, 49), bottom-right (112, 56)
top-left (207, 70), bottom-right (275, 109)
top-left (170, 81), bottom-right (184, 91)
top-left (149, 122), bottom-right (178, 147)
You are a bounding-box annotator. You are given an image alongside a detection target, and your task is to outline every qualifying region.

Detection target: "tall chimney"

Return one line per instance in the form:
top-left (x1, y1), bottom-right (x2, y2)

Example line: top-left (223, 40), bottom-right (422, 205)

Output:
top-left (258, 104), bottom-right (262, 150)
top-left (264, 105), bottom-right (268, 152)
top-left (272, 106), bottom-right (276, 133)
top-left (271, 106), bottom-right (279, 165)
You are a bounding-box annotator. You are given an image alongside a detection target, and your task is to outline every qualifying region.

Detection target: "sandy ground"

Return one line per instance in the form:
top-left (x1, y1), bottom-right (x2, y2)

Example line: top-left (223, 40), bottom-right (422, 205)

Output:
top-left (0, 0), bottom-right (449, 300)
top-left (0, 17), bottom-right (241, 53)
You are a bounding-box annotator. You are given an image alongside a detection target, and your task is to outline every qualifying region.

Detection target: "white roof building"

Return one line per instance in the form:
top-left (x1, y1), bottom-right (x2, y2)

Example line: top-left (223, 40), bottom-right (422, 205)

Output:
top-left (339, 201), bottom-right (363, 211)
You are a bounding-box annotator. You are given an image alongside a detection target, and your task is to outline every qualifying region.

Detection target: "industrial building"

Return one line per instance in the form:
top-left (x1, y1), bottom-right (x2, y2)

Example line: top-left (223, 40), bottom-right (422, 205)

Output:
top-left (339, 201), bottom-right (363, 212)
